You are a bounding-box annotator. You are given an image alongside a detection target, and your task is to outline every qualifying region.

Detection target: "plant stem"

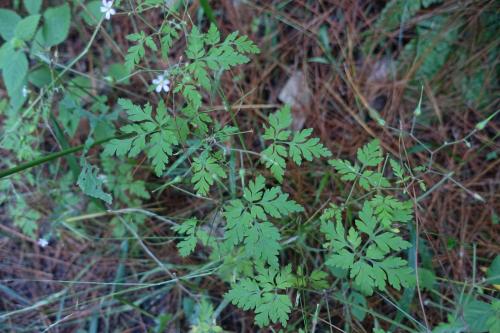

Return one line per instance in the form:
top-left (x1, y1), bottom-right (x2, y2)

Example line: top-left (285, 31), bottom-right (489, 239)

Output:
top-left (0, 134), bottom-right (131, 179)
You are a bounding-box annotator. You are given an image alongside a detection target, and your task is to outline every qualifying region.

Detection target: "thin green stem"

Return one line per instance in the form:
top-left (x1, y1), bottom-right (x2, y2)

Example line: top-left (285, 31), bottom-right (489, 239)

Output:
top-left (0, 134), bottom-right (131, 179)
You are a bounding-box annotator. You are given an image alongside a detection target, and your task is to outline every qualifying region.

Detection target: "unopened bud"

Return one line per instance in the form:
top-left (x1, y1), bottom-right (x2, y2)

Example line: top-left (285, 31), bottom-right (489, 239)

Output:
top-left (472, 192), bottom-right (484, 202)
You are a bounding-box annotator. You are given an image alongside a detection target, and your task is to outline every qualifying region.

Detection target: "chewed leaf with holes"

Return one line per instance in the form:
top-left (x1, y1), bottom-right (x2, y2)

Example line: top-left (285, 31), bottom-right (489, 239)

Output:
top-left (77, 159), bottom-right (112, 204)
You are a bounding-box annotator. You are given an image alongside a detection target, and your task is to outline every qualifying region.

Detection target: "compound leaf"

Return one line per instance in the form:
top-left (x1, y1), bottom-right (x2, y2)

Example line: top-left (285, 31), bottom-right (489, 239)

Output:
top-left (255, 293), bottom-right (292, 327)
top-left (357, 139), bottom-right (383, 167)
top-left (226, 278), bottom-right (261, 311)
top-left (329, 159), bottom-right (359, 181)
top-left (244, 222), bottom-right (281, 267)
top-left (172, 218), bottom-right (198, 257)
top-left (289, 128), bottom-right (331, 165)
top-left (191, 152), bottom-right (227, 196)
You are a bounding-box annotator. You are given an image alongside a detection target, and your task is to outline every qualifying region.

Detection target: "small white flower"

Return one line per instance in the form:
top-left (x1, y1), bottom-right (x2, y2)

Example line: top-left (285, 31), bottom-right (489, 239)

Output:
top-left (152, 74), bottom-right (170, 93)
top-left (37, 238), bottom-right (49, 248)
top-left (22, 86), bottom-right (29, 97)
top-left (100, 0), bottom-right (116, 20)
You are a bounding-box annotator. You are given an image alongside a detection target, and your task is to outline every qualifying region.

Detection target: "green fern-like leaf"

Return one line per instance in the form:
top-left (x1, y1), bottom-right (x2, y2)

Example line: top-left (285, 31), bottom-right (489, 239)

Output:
top-left (375, 0), bottom-right (421, 32)
top-left (369, 195), bottom-right (413, 227)
top-left (223, 175), bottom-right (302, 265)
top-left (172, 218), bottom-right (198, 257)
top-left (330, 140), bottom-right (390, 190)
top-left (328, 159), bottom-right (359, 181)
top-left (322, 201), bottom-right (413, 295)
top-left (103, 99), bottom-right (179, 176)
top-left (226, 266), bottom-right (293, 327)
top-left (186, 26), bottom-right (205, 60)
top-left (359, 170), bottom-right (390, 190)
top-left (191, 151), bottom-right (227, 196)
top-left (10, 198), bottom-right (40, 238)
top-left (184, 24), bottom-right (260, 91)
top-left (242, 175), bottom-right (303, 219)
top-left (244, 222), bottom-right (281, 268)
top-left (125, 32), bottom-right (146, 71)
top-left (262, 105), bottom-right (330, 181)
top-left (289, 128), bottom-right (332, 165)
top-left (263, 105), bottom-right (292, 141)
top-left (254, 293), bottom-right (292, 327)
top-left (414, 15), bottom-right (458, 79)
top-left (205, 23), bottom-right (220, 45)
top-left (357, 139), bottom-right (383, 167)
top-left (160, 22), bottom-right (180, 59)
top-left (390, 159), bottom-right (411, 183)
top-left (234, 34), bottom-right (261, 54)
top-left (226, 278), bottom-right (261, 311)
top-left (261, 144), bottom-right (287, 182)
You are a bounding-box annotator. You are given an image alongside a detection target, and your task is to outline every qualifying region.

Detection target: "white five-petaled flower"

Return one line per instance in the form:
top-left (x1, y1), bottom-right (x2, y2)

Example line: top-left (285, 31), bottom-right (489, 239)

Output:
top-left (100, 0), bottom-right (116, 20)
top-left (152, 74), bottom-right (170, 93)
top-left (37, 238), bottom-right (49, 248)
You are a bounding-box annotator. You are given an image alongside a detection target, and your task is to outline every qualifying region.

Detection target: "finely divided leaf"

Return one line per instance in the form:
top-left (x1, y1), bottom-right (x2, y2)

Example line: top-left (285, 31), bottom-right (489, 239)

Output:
top-left (226, 278), bottom-right (262, 311)
top-left (255, 293), bottom-right (292, 327)
top-left (321, 198), bottom-right (414, 296)
top-left (244, 222), bottom-right (281, 267)
top-left (226, 266), bottom-right (292, 327)
top-left (205, 23), bottom-right (220, 45)
top-left (261, 144), bottom-right (287, 182)
top-left (172, 218), bottom-right (198, 257)
top-left (369, 195), bottom-right (413, 227)
top-left (359, 170), bottom-right (390, 190)
top-left (258, 186), bottom-right (303, 218)
top-left (289, 128), bottom-right (331, 165)
top-left (103, 99), bottom-right (179, 177)
top-left (147, 130), bottom-right (177, 176)
top-left (357, 139), bottom-right (383, 167)
top-left (191, 152), bottom-right (227, 196)
top-left (223, 176), bottom-right (302, 266)
top-left (329, 159), bottom-right (360, 181)
top-left (262, 106), bottom-right (330, 181)
top-left (264, 105), bottom-right (292, 140)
